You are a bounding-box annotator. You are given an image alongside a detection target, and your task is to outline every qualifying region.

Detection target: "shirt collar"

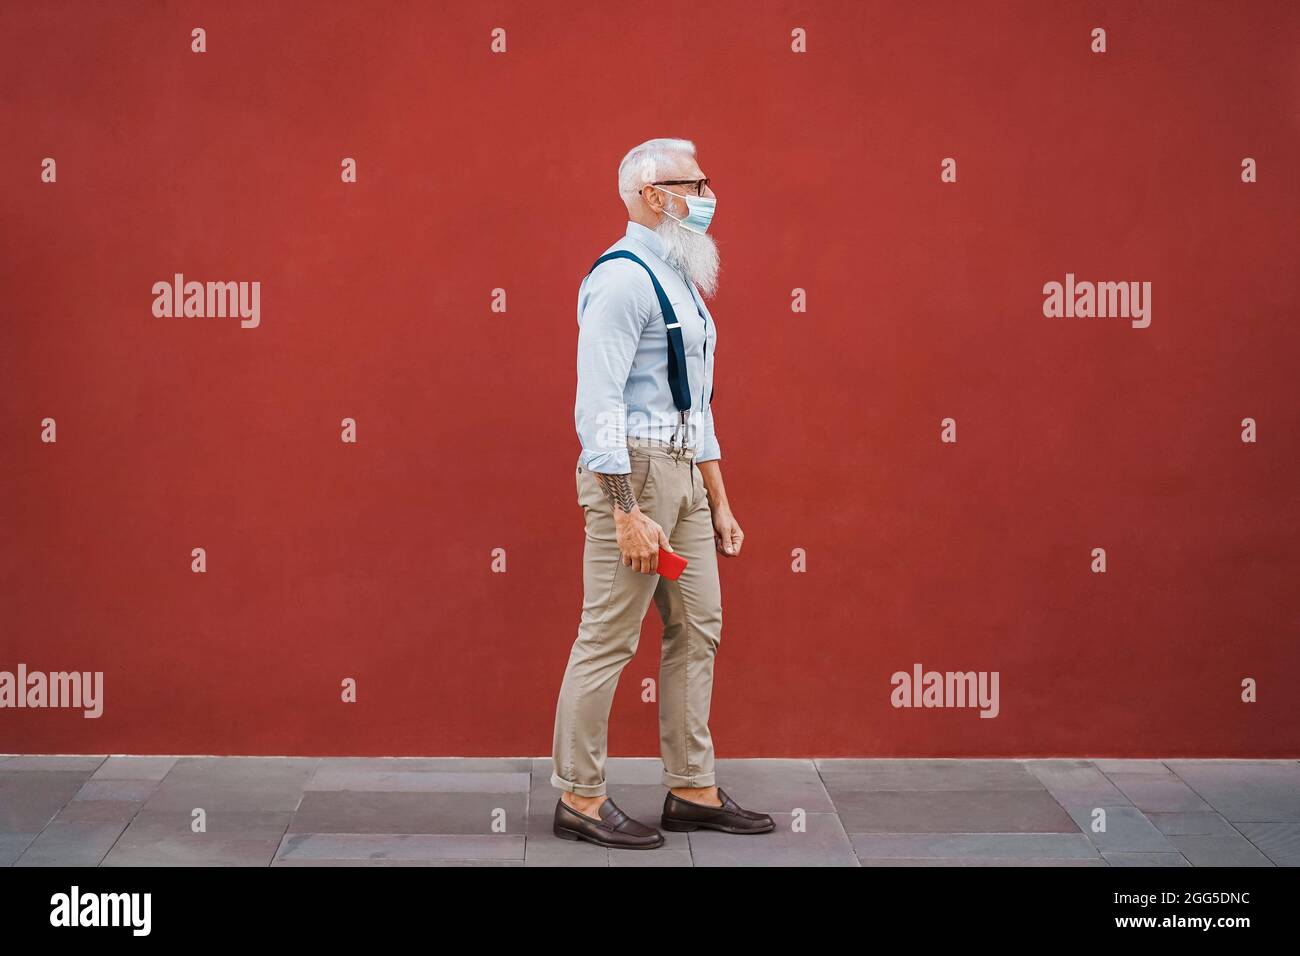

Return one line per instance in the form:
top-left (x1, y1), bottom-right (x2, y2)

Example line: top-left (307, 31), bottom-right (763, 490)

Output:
top-left (625, 220), bottom-right (667, 260)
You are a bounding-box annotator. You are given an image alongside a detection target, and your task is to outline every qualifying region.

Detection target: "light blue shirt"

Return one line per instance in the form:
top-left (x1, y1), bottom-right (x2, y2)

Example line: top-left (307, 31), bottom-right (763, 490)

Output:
top-left (575, 220), bottom-right (720, 474)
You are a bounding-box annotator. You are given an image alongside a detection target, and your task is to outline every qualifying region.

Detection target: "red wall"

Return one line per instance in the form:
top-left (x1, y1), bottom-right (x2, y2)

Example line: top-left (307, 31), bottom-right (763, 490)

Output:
top-left (3, 0), bottom-right (1298, 758)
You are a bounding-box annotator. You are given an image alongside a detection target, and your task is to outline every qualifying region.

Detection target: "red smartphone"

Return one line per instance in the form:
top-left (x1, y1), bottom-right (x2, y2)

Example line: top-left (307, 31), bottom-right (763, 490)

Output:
top-left (657, 547), bottom-right (688, 580)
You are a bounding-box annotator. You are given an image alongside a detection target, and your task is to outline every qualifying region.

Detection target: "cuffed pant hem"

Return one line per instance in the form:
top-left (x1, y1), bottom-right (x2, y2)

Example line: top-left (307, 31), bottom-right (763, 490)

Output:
top-left (662, 770), bottom-right (717, 789)
top-left (551, 772), bottom-right (606, 797)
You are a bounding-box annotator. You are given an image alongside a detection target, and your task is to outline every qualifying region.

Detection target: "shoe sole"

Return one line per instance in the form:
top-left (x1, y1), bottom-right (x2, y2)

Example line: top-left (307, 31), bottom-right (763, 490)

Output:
top-left (554, 825), bottom-right (665, 849)
top-left (661, 818), bottom-right (776, 834)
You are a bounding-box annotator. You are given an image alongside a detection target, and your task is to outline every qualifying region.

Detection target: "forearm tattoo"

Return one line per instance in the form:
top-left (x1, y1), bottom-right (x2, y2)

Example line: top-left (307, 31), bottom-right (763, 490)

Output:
top-left (595, 472), bottom-right (637, 514)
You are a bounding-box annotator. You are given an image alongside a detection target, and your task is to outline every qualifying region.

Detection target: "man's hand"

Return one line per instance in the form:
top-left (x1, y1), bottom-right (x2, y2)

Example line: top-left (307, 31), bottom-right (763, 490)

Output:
top-left (593, 470), bottom-right (671, 574)
top-left (711, 505), bottom-right (744, 556)
top-left (614, 506), bottom-right (672, 574)
top-left (697, 460), bottom-right (742, 557)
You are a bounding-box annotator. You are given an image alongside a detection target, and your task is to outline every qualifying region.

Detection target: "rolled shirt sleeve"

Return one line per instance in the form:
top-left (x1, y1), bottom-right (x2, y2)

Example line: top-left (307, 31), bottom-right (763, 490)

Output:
top-left (574, 261), bottom-right (653, 474)
top-left (695, 401), bottom-right (721, 463)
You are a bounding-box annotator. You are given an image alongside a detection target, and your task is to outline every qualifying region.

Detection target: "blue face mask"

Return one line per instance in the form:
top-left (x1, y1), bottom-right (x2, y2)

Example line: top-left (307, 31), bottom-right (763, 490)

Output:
top-left (653, 184), bottom-right (717, 234)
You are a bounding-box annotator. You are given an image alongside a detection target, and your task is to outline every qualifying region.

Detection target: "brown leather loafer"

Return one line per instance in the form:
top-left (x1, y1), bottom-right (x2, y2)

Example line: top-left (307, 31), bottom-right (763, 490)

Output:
top-left (661, 786), bottom-right (776, 834)
top-left (553, 796), bottom-right (666, 849)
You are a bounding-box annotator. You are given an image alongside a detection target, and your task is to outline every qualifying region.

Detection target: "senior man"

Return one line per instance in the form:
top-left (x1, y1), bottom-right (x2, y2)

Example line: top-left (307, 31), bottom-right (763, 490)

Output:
top-left (549, 138), bottom-right (774, 849)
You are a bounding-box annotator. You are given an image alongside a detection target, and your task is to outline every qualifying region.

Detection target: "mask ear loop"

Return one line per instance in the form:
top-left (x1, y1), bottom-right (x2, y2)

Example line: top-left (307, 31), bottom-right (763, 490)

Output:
top-left (650, 184), bottom-right (688, 226)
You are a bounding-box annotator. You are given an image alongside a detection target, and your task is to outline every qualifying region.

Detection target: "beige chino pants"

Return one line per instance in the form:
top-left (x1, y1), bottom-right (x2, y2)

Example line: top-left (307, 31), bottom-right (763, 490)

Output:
top-left (551, 437), bottom-right (723, 796)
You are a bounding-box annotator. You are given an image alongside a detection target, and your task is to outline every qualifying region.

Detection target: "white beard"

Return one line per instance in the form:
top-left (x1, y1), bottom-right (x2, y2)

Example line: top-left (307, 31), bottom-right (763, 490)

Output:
top-left (654, 216), bottom-right (720, 298)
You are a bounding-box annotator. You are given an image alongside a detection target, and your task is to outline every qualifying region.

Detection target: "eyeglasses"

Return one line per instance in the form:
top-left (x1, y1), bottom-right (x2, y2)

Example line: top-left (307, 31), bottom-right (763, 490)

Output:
top-left (650, 178), bottom-right (711, 197)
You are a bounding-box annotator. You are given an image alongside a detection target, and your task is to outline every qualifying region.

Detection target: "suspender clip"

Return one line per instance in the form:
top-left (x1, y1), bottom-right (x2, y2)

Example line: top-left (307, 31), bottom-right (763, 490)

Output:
top-left (670, 410), bottom-right (690, 459)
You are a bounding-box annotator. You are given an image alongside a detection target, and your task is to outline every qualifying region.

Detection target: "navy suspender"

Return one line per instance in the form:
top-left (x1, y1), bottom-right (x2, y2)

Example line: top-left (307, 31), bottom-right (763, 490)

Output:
top-left (587, 250), bottom-right (693, 413)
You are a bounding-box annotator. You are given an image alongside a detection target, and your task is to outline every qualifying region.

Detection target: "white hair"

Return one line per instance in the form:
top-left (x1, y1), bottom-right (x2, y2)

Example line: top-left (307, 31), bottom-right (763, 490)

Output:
top-left (618, 137), bottom-right (696, 207)
top-left (655, 215), bottom-right (720, 298)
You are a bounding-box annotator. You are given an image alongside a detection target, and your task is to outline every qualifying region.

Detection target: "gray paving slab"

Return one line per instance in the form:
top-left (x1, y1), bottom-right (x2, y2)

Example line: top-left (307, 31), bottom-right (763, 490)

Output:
top-left (525, 779), bottom-right (558, 815)
top-left (1145, 811), bottom-right (1237, 836)
top-left (122, 806), bottom-right (294, 837)
top-left (858, 857), bottom-right (1108, 867)
top-left (54, 799), bottom-right (146, 824)
top-left (1163, 761), bottom-right (1300, 822)
top-left (89, 757), bottom-right (178, 781)
top-left (275, 832), bottom-right (523, 863)
top-left (0, 771), bottom-right (89, 832)
top-left (711, 758), bottom-right (835, 812)
top-left (1234, 822), bottom-right (1300, 866)
top-left (14, 820), bottom-right (128, 866)
top-left (140, 780), bottom-right (311, 813)
top-left (133, 757), bottom-right (319, 813)
top-left (0, 756), bottom-right (107, 772)
top-left (1023, 761), bottom-right (1131, 806)
top-left (817, 758), bottom-right (1029, 774)
top-left (1166, 833), bottom-right (1275, 866)
top-left (524, 834), bottom-right (610, 866)
top-left (74, 779), bottom-right (159, 802)
top-left (162, 756), bottom-right (320, 783)
top-left (1060, 805), bottom-right (1177, 852)
top-left (1102, 852), bottom-right (1191, 867)
top-left (101, 809), bottom-right (294, 866)
top-left (4, 755), bottom-right (1297, 867)
top-left (320, 757), bottom-right (534, 774)
top-left (850, 832), bottom-right (1100, 860)
top-left (290, 790), bottom-right (528, 835)
top-left (609, 848), bottom-right (694, 867)
top-left (819, 759), bottom-right (1044, 792)
top-left (526, 778), bottom-right (562, 816)
top-left (306, 768), bottom-right (530, 793)
top-left (833, 789), bottom-right (1079, 833)
top-left (0, 833), bottom-right (38, 866)
top-left (1103, 772), bottom-right (1213, 813)
top-left (1094, 759), bottom-right (1172, 775)
top-left (688, 812), bottom-right (858, 867)
top-left (272, 858), bottom-right (523, 866)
